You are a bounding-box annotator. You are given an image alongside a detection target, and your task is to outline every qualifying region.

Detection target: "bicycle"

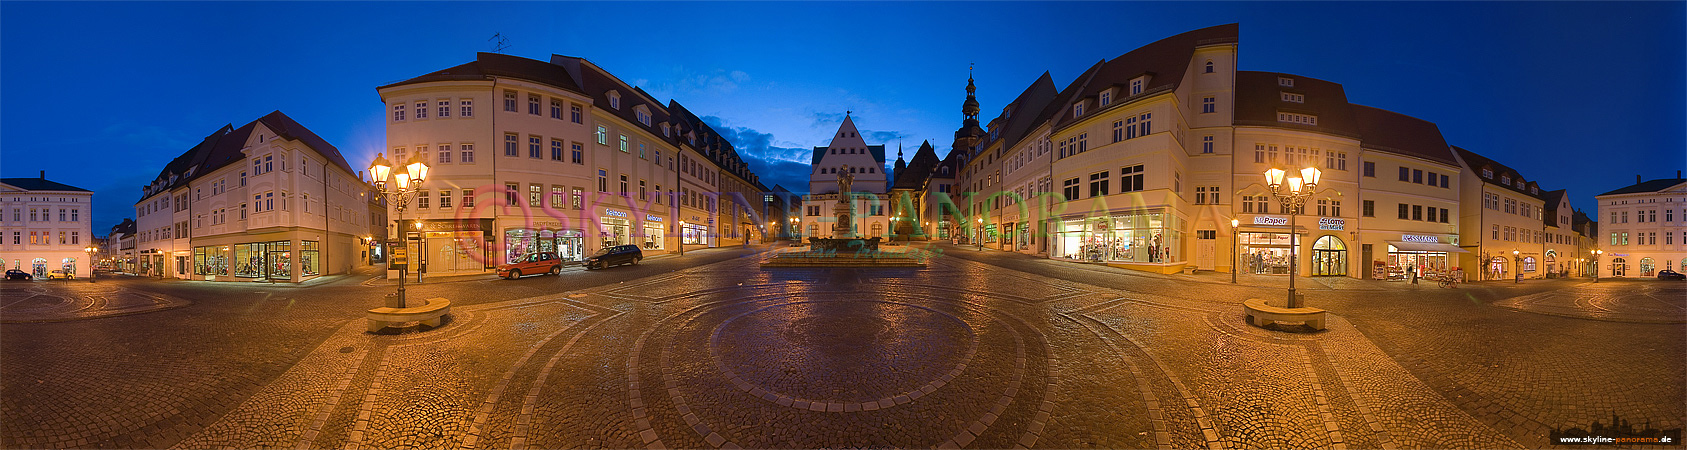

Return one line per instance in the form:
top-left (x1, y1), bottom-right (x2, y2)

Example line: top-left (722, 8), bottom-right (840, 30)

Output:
top-left (1437, 270), bottom-right (1463, 288)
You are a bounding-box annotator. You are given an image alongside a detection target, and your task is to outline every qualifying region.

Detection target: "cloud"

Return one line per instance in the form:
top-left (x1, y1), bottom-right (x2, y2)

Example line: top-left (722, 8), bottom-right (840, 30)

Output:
top-left (862, 130), bottom-right (914, 145)
top-left (699, 116), bottom-right (816, 194)
top-left (642, 68), bottom-right (751, 97)
top-left (811, 111), bottom-right (848, 128)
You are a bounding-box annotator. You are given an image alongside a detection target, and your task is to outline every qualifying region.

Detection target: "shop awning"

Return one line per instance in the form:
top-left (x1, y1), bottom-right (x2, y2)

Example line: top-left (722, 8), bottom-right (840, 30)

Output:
top-left (1385, 241), bottom-right (1470, 253)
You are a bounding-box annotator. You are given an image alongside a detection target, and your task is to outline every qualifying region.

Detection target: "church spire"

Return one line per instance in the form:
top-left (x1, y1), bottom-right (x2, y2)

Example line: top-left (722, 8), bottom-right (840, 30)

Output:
top-left (962, 63), bottom-right (980, 121)
top-left (953, 64), bottom-right (985, 154)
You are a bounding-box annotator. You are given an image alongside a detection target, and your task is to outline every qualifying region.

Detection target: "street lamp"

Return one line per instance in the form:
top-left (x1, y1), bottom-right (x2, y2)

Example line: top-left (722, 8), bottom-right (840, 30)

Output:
top-left (1512, 249), bottom-right (1521, 283)
top-left (1230, 218), bottom-right (1240, 284)
top-left (1264, 166), bottom-right (1321, 308)
top-left (679, 221), bottom-right (687, 256)
top-left (1591, 249), bottom-right (1602, 283)
top-left (83, 245), bottom-right (97, 283)
top-left (369, 152), bottom-right (429, 308)
top-left (976, 217), bottom-right (984, 251)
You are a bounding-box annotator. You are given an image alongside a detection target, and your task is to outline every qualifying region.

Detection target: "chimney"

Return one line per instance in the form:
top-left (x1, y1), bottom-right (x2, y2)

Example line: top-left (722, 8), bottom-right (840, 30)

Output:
top-left (1678, 170), bottom-right (1682, 179)
top-left (39, 170), bottom-right (45, 180)
top-left (1638, 175), bottom-right (1643, 184)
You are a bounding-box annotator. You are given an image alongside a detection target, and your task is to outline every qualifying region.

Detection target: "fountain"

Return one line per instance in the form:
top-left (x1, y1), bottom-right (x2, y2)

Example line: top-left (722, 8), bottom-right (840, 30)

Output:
top-left (761, 166), bottom-right (927, 268)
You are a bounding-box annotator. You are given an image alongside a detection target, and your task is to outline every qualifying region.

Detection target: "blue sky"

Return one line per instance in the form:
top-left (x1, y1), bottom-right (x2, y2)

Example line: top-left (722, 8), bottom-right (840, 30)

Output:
top-left (2, 2), bottom-right (1682, 234)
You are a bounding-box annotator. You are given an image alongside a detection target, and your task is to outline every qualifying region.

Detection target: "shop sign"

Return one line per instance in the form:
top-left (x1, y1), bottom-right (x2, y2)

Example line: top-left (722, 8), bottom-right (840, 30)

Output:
top-left (646, 215), bottom-right (663, 222)
top-left (604, 209), bottom-right (629, 218)
top-left (1401, 234), bottom-right (1440, 243)
top-left (418, 220), bottom-right (485, 232)
top-left (391, 247), bottom-right (408, 265)
top-left (1317, 218), bottom-right (1345, 231)
top-left (1253, 216), bottom-right (1288, 226)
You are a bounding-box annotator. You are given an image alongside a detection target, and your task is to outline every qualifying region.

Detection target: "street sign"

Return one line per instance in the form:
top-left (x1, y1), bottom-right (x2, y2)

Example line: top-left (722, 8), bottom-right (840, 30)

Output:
top-left (391, 247), bottom-right (408, 265)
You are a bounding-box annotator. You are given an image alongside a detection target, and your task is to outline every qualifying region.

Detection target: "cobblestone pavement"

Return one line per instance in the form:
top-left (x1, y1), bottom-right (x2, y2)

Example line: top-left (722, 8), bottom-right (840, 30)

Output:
top-left (0, 280), bottom-right (190, 323)
top-left (1492, 280), bottom-right (1686, 323)
top-left (2, 243), bottom-right (1681, 449)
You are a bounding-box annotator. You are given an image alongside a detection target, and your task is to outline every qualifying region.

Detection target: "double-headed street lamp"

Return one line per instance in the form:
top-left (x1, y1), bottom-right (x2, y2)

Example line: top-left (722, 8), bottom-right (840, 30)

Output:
top-left (369, 152), bottom-right (429, 308)
top-left (1264, 166), bottom-right (1321, 308)
top-left (83, 245), bottom-right (97, 283)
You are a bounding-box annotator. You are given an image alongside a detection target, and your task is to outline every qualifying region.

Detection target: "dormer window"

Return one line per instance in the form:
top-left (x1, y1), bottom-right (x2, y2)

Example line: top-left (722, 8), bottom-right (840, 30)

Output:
top-left (662, 124), bottom-right (671, 137)
top-left (1280, 92), bottom-right (1305, 103)
top-left (1073, 103), bottom-right (1084, 117)
top-left (1278, 77), bottom-right (1294, 87)
top-left (607, 91), bottom-right (621, 109)
top-left (1130, 78), bottom-right (1144, 95)
top-left (1500, 175), bottom-right (1511, 184)
top-left (635, 107), bottom-right (651, 126)
top-left (1531, 186), bottom-right (1538, 194)
top-left (1100, 91), bottom-right (1112, 107)
top-left (1517, 180), bottom-right (1525, 189)
top-left (1482, 168), bottom-right (1493, 178)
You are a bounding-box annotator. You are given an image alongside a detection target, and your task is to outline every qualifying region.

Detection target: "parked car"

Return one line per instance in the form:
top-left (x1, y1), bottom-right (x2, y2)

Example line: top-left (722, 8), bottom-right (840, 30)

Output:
top-left (5, 269), bottom-right (32, 281)
top-left (497, 252), bottom-right (563, 279)
top-left (46, 270), bottom-right (73, 280)
top-left (585, 245), bottom-right (643, 270)
top-left (1658, 269), bottom-right (1685, 280)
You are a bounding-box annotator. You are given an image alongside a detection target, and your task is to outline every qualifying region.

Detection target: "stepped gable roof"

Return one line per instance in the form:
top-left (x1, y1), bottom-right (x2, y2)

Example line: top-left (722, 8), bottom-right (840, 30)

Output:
top-left (1598, 178), bottom-right (1687, 196)
top-left (0, 176), bottom-right (91, 192)
top-left (1452, 146), bottom-right (1545, 199)
top-left (1235, 71), bottom-right (1360, 139)
top-left (1350, 104), bottom-right (1456, 166)
top-left (379, 52), bottom-right (584, 94)
top-left (1052, 24), bottom-right (1238, 130)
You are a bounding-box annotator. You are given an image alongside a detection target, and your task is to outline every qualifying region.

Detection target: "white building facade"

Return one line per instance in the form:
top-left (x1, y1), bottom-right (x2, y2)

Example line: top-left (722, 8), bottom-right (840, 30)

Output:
top-left (1595, 174), bottom-right (1687, 278)
top-left (800, 116), bottom-right (891, 239)
top-left (1, 173), bottom-right (94, 278)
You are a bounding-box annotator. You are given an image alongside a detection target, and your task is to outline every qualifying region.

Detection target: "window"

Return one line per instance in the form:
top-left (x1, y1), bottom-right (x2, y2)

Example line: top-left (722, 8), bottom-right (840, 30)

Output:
top-left (1439, 208), bottom-right (1449, 223)
top-left (1278, 77), bottom-right (1294, 87)
top-left (1201, 96), bottom-right (1215, 113)
top-left (571, 104), bottom-right (583, 123)
top-left (461, 189), bottom-right (474, 208)
top-left (1277, 112), bottom-right (1317, 125)
top-left (460, 99), bottom-right (474, 117)
top-left (505, 183), bottom-right (520, 205)
top-left (529, 135), bottom-right (542, 158)
top-left (598, 169), bottom-right (608, 192)
top-left (608, 92), bottom-right (621, 109)
top-left (619, 135), bottom-right (628, 153)
top-left (639, 179), bottom-right (647, 200)
top-left (438, 100), bottom-right (451, 118)
top-left (461, 144), bottom-right (475, 163)
top-left (1088, 171), bottom-right (1110, 197)
top-left (550, 186), bottom-right (564, 208)
top-left (1130, 78), bottom-right (1143, 95)
top-left (1136, 113), bottom-right (1151, 136)
top-left (1120, 165), bottom-right (1145, 192)
top-left (1204, 61), bottom-right (1214, 73)
top-left (619, 174), bottom-right (628, 195)
top-left (1112, 120), bottom-right (1125, 143)
top-left (439, 189), bottom-right (452, 209)
top-left (1202, 136), bottom-right (1214, 154)
top-left (417, 190), bottom-right (429, 208)
top-left (392, 104), bottom-right (406, 121)
top-left (503, 90), bottom-right (518, 112)
top-left (1413, 169), bottom-right (1423, 184)
top-left (1073, 103), bottom-right (1084, 117)
top-left (572, 188), bottom-right (584, 209)
top-left (636, 109), bottom-right (651, 126)
top-left (1362, 200), bottom-right (1375, 217)
top-left (504, 134), bottom-right (519, 156)
top-left (550, 99), bottom-right (563, 119)
top-left (438, 144), bottom-right (453, 163)
top-left (1100, 91), bottom-right (1112, 106)
top-left (1398, 166), bottom-right (1410, 182)
top-left (550, 139), bottom-right (564, 161)
top-left (1254, 144), bottom-right (1266, 163)
top-left (571, 142), bottom-right (584, 164)
top-left (1061, 178), bottom-right (1080, 200)
top-left (1280, 92), bottom-right (1306, 103)
top-left (1398, 203), bottom-right (1409, 220)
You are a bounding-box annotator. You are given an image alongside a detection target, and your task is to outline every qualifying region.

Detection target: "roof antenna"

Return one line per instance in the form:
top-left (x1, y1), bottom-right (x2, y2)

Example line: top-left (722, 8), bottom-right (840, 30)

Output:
top-left (489, 33), bottom-right (510, 54)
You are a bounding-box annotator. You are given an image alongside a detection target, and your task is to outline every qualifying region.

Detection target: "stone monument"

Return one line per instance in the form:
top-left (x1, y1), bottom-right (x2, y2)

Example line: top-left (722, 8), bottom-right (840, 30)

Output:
top-left (833, 165), bottom-right (855, 238)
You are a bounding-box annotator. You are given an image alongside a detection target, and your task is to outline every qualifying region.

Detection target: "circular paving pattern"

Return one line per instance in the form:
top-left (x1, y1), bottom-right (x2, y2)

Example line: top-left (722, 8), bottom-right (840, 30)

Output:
top-left (0, 283), bottom-right (189, 323)
top-left (711, 300), bottom-right (976, 409)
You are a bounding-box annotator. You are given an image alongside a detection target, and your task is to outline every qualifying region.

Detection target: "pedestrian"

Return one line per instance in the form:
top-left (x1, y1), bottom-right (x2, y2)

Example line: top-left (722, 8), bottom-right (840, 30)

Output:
top-left (1409, 265), bottom-right (1418, 284)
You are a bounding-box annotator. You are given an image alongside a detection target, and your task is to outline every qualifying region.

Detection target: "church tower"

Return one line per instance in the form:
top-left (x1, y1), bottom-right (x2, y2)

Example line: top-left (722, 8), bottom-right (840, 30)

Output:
top-left (952, 66), bottom-right (986, 156)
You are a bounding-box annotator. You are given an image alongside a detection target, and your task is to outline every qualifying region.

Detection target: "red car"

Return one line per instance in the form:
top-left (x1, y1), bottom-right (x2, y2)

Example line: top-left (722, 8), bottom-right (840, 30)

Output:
top-left (498, 252), bottom-right (563, 279)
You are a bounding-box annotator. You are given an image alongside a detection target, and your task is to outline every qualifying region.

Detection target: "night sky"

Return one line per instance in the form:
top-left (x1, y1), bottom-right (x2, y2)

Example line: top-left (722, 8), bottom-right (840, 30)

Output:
top-left (2, 2), bottom-right (1682, 235)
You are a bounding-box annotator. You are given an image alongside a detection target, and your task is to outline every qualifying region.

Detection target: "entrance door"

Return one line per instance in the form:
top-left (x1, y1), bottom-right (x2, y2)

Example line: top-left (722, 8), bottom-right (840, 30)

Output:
top-left (1311, 236), bottom-right (1347, 276)
top-left (1612, 257), bottom-right (1627, 277)
top-left (1196, 237), bottom-right (1215, 270)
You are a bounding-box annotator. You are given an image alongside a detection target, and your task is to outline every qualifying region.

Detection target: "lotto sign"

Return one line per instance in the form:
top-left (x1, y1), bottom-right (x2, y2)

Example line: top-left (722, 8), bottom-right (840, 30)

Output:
top-left (1318, 218), bottom-right (1345, 231)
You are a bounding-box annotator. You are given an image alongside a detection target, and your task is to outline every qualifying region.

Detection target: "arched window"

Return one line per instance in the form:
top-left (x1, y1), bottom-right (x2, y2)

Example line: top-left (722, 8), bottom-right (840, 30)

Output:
top-left (1311, 235), bottom-right (1346, 276)
top-left (1522, 256), bottom-right (1536, 272)
top-left (808, 223), bottom-right (818, 237)
top-left (1204, 60), bottom-right (1215, 73)
top-left (1640, 257), bottom-right (1655, 276)
top-left (1488, 256), bottom-right (1508, 278)
top-left (871, 223), bottom-right (884, 237)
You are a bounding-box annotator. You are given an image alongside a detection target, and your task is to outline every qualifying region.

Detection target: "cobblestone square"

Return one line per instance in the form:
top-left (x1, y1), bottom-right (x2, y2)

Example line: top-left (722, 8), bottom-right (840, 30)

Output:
top-left (3, 245), bottom-right (1682, 449)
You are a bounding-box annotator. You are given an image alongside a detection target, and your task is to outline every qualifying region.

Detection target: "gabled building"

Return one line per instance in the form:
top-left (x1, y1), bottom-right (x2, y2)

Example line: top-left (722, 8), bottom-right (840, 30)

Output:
top-left (1595, 172), bottom-right (1687, 277)
top-left (1350, 105), bottom-right (1464, 280)
top-left (133, 111), bottom-right (372, 282)
top-left (1, 172), bottom-right (93, 278)
top-left (800, 115), bottom-right (890, 238)
top-left (1452, 146), bottom-right (1552, 281)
